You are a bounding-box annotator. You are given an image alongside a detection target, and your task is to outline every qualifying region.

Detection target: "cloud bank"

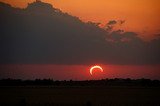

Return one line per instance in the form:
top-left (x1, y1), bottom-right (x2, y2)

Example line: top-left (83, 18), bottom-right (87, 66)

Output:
top-left (0, 1), bottom-right (160, 65)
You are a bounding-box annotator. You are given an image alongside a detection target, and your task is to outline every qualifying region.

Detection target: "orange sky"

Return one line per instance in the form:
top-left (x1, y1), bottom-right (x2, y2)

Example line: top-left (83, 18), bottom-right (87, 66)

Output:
top-left (0, 0), bottom-right (160, 39)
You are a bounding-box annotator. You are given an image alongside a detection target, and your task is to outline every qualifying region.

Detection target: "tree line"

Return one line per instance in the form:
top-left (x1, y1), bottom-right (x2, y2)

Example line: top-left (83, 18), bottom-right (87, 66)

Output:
top-left (0, 78), bottom-right (160, 87)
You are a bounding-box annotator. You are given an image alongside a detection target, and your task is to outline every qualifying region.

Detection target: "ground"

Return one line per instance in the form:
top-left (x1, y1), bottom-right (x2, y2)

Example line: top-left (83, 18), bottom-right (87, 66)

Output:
top-left (0, 86), bottom-right (160, 106)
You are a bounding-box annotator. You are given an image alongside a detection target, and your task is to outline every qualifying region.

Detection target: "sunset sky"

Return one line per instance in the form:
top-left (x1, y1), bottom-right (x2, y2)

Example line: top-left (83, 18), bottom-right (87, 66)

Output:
top-left (1, 64), bottom-right (160, 80)
top-left (1, 0), bottom-right (160, 40)
top-left (0, 0), bottom-right (160, 80)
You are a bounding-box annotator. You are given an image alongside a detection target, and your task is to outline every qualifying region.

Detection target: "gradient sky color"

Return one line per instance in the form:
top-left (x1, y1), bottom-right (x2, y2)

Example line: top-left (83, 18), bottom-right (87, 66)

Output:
top-left (0, 0), bottom-right (160, 40)
top-left (0, 64), bottom-right (160, 80)
top-left (0, 0), bottom-right (160, 80)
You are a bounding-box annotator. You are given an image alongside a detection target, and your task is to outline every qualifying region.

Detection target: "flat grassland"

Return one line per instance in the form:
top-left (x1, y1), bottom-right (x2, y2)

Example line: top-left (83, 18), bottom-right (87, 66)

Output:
top-left (0, 86), bottom-right (160, 106)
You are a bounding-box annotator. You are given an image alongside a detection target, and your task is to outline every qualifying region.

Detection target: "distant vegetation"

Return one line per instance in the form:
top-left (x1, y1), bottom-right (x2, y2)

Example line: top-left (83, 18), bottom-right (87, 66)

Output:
top-left (1, 78), bottom-right (160, 106)
top-left (1, 78), bottom-right (160, 87)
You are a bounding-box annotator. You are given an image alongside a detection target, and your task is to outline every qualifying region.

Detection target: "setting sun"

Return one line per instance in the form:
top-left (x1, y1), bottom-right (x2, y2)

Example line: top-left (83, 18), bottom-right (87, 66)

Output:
top-left (90, 65), bottom-right (103, 75)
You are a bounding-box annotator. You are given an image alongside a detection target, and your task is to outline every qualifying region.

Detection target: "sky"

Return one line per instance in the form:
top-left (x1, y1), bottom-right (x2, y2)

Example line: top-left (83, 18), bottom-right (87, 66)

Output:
top-left (1, 64), bottom-right (160, 80)
top-left (0, 0), bottom-right (160, 40)
top-left (0, 0), bottom-right (160, 80)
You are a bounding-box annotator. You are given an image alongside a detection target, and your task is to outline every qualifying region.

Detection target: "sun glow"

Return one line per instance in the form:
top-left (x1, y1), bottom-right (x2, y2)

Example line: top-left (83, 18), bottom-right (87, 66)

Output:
top-left (90, 65), bottom-right (103, 75)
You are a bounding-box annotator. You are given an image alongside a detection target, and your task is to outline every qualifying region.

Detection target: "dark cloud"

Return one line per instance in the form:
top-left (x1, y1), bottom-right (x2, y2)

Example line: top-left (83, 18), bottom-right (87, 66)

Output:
top-left (104, 20), bottom-right (125, 31)
top-left (0, 1), bottom-right (160, 65)
top-left (104, 20), bottom-right (117, 31)
top-left (107, 20), bottom-right (117, 25)
top-left (119, 20), bottom-right (125, 25)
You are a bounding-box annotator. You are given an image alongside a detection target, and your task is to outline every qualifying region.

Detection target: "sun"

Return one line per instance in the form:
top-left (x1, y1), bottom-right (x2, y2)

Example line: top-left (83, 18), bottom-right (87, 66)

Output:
top-left (90, 65), bottom-right (103, 75)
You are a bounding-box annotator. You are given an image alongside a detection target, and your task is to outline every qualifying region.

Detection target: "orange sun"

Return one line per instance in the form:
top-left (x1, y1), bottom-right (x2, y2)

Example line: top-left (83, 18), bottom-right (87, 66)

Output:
top-left (90, 65), bottom-right (103, 75)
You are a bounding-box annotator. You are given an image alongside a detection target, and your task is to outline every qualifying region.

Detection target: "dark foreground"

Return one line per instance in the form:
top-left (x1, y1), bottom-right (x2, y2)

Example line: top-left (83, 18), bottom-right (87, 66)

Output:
top-left (0, 86), bottom-right (160, 106)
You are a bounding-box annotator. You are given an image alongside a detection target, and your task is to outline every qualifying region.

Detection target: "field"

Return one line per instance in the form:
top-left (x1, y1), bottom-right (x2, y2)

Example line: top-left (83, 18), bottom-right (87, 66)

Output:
top-left (0, 86), bottom-right (160, 106)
